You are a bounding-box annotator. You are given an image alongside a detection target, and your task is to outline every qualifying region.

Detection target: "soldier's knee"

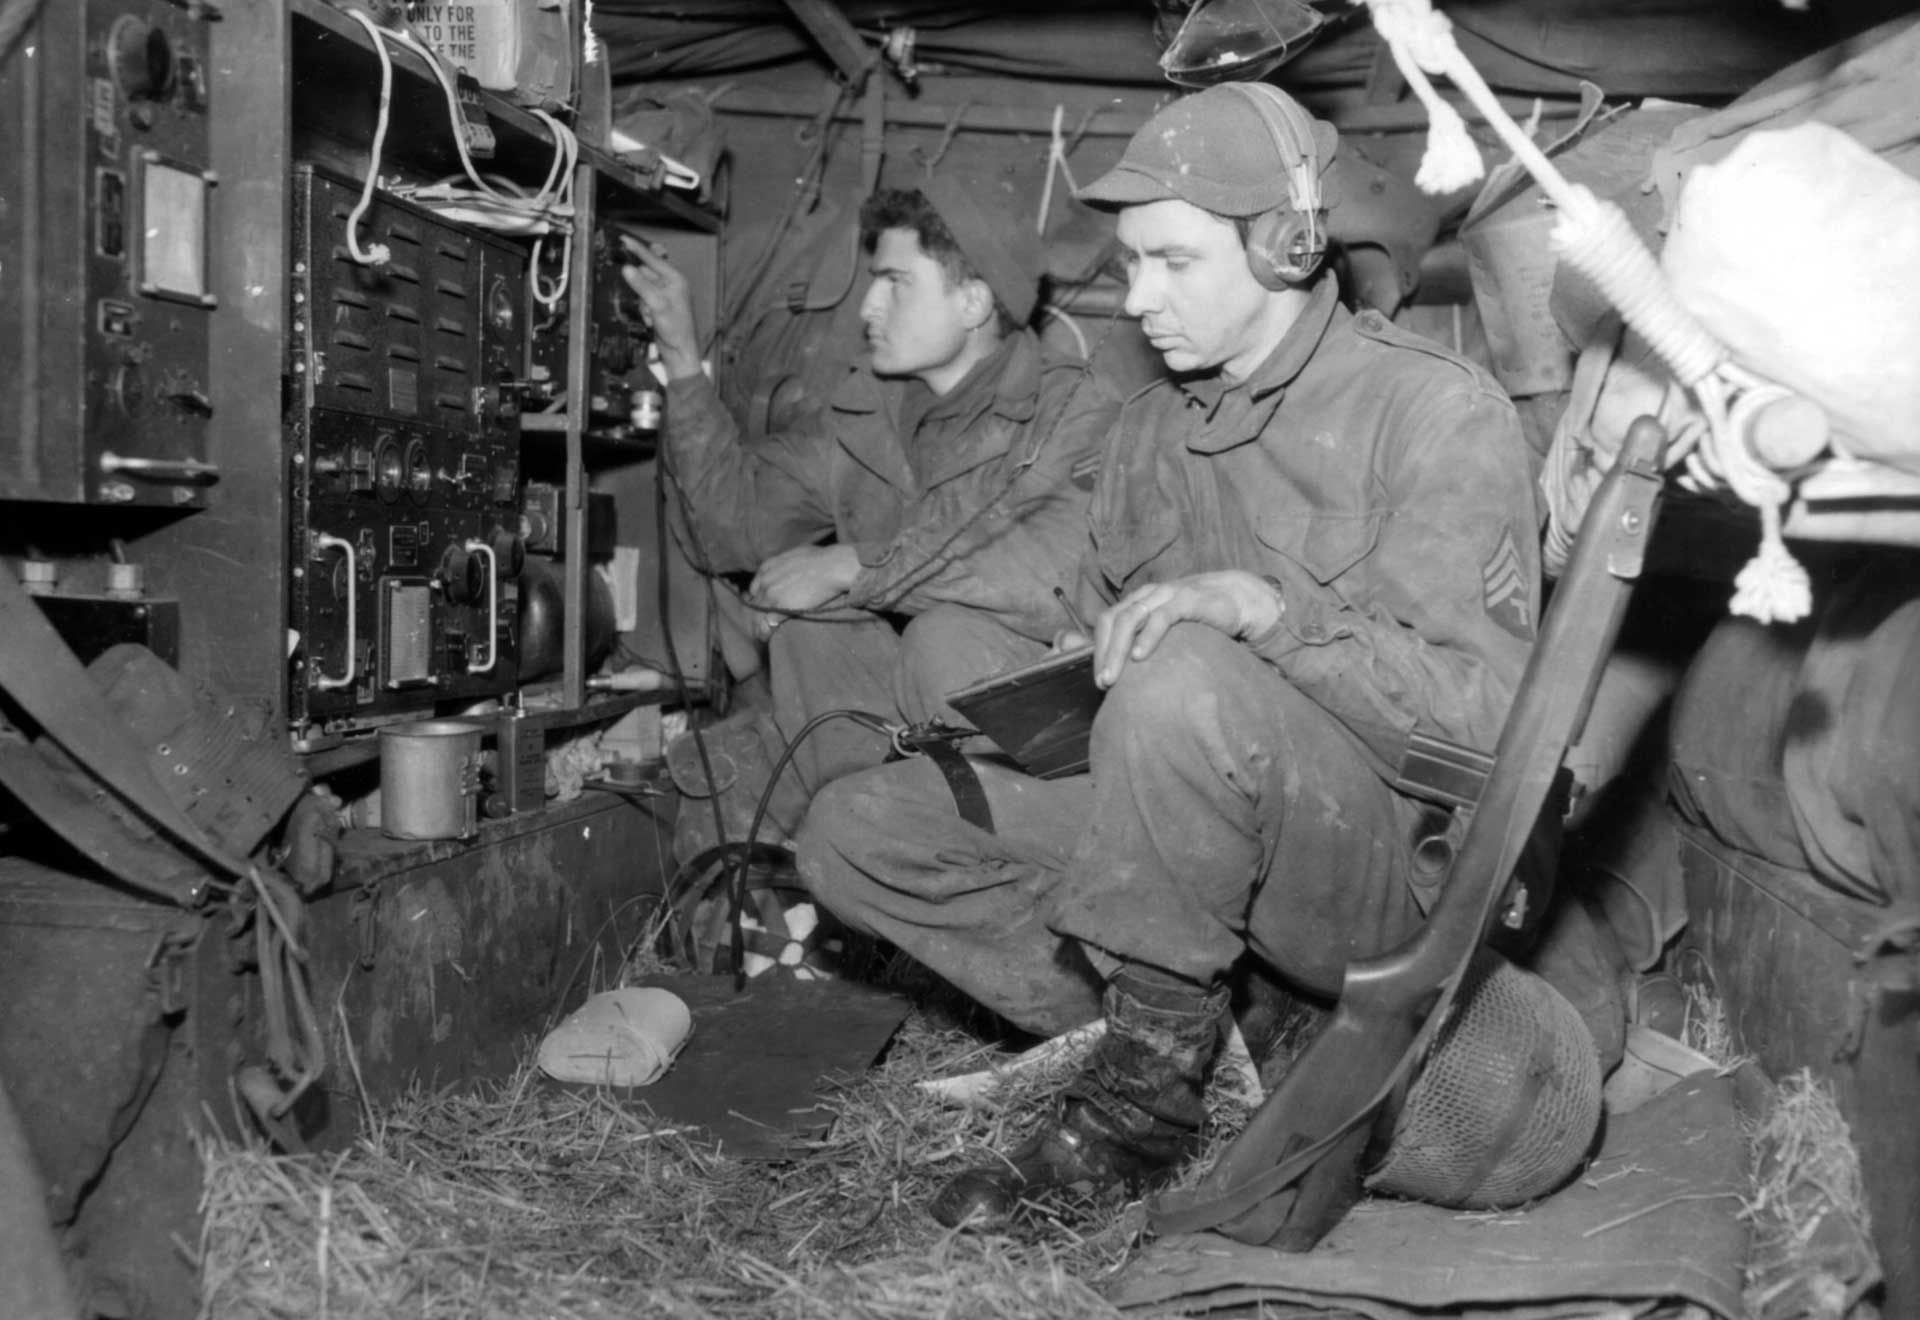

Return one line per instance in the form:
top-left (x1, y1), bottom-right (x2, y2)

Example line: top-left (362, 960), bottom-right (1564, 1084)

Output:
top-left (795, 776), bottom-right (869, 881)
top-left (899, 604), bottom-right (983, 653)
top-left (1102, 624), bottom-right (1235, 736)
top-left (898, 605), bottom-right (992, 681)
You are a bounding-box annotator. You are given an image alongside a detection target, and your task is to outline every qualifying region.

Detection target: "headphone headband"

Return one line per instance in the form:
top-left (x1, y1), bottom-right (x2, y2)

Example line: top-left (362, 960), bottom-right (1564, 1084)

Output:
top-left (1223, 82), bottom-right (1324, 258)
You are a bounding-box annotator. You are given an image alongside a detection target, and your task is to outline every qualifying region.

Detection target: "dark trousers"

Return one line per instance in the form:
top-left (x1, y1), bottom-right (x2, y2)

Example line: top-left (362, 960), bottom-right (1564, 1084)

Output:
top-left (798, 623), bottom-right (1426, 1035)
top-left (673, 606), bottom-right (1045, 861)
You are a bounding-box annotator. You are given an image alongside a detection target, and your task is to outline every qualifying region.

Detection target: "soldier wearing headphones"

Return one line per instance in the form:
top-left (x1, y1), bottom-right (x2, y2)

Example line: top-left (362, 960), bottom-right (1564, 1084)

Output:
top-left (797, 83), bottom-right (1544, 1227)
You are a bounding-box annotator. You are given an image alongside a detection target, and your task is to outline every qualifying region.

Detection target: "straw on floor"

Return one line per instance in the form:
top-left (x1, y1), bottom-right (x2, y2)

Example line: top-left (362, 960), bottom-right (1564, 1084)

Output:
top-left (193, 995), bottom-right (1267, 1320)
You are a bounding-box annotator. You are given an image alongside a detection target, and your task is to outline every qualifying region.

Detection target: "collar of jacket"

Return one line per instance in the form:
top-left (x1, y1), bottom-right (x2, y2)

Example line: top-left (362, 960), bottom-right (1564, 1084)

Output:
top-left (830, 329), bottom-right (1042, 489)
top-left (1176, 278), bottom-right (1341, 455)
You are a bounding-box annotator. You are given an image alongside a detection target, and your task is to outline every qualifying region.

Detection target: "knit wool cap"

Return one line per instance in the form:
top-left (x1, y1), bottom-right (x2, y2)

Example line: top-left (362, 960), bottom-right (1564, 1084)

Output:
top-left (1077, 83), bottom-right (1338, 218)
top-left (917, 171), bottom-right (1043, 326)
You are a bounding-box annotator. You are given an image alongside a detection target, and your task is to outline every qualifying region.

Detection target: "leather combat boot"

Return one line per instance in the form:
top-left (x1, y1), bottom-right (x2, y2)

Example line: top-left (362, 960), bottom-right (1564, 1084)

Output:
top-left (931, 966), bottom-right (1227, 1230)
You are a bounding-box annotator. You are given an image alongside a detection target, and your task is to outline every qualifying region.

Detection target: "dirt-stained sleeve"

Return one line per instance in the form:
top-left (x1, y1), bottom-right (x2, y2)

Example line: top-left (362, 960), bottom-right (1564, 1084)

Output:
top-left (1248, 379), bottom-right (1542, 775)
top-left (662, 372), bottom-right (842, 574)
top-left (843, 365), bottom-right (1121, 641)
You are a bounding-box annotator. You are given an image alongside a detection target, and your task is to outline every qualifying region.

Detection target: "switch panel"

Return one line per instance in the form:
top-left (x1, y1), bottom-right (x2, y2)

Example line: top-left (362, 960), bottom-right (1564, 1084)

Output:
top-left (0, 0), bottom-right (219, 506)
top-left (287, 165), bottom-right (527, 737)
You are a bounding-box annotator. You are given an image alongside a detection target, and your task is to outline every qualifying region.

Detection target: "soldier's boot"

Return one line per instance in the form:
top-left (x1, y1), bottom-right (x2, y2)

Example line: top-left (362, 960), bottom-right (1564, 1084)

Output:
top-left (930, 965), bottom-right (1227, 1230)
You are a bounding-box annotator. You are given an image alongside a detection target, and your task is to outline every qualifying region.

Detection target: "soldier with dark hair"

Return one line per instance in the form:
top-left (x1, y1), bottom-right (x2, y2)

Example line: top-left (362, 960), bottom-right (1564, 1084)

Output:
top-left (623, 180), bottom-right (1119, 860)
top-left (855, 188), bottom-right (1026, 339)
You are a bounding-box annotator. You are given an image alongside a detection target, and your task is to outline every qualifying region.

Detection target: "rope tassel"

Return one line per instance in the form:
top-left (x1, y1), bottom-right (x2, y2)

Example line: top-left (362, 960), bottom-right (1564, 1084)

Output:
top-left (1353, 0), bottom-right (1816, 624)
top-left (1368, 3), bottom-right (1484, 192)
top-left (1405, 66), bottom-right (1484, 193)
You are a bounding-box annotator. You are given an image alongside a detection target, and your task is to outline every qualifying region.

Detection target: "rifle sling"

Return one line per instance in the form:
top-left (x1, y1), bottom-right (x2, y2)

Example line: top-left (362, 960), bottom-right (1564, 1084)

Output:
top-left (0, 569), bottom-right (246, 891)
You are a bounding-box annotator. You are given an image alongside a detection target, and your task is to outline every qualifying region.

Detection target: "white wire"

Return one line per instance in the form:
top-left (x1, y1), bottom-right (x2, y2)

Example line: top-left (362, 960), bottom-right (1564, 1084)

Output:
top-left (1041, 304), bottom-right (1089, 360)
top-left (342, 8), bottom-right (394, 268)
top-left (339, 16), bottom-right (608, 329)
top-left (385, 25), bottom-right (576, 220)
top-left (357, 18), bottom-right (582, 311)
top-left (531, 109), bottom-right (573, 205)
top-left (527, 109), bottom-right (579, 311)
top-left (388, 25), bottom-right (518, 204)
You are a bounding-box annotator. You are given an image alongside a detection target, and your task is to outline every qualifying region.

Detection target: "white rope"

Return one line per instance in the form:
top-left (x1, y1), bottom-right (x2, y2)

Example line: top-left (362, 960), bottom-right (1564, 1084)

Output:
top-left (1355, 0), bottom-right (1813, 623)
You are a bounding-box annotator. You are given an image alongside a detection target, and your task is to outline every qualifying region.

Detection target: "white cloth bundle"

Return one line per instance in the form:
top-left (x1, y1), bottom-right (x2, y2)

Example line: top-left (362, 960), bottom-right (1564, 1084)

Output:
top-left (1663, 122), bottom-right (1920, 476)
top-left (537, 987), bottom-right (692, 1087)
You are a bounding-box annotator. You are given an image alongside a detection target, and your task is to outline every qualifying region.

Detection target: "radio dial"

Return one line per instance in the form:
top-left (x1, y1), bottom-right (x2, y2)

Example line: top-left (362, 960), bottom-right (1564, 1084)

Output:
top-left (404, 438), bottom-right (433, 505)
top-left (106, 362), bottom-right (147, 416)
top-left (487, 278), bottom-right (516, 332)
top-left (597, 325), bottom-right (636, 375)
top-left (108, 17), bottom-right (175, 100)
top-left (438, 545), bottom-right (485, 605)
top-left (489, 528), bottom-right (526, 579)
top-left (374, 436), bottom-right (403, 504)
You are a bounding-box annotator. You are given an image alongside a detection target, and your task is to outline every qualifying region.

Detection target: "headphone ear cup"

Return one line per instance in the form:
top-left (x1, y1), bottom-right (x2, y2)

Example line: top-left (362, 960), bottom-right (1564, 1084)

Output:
top-left (1245, 208), bottom-right (1320, 289)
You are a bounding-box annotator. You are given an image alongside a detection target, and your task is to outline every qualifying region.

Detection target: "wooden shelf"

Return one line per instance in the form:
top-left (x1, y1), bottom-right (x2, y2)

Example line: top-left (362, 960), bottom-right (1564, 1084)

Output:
top-left (295, 685), bottom-right (695, 778)
top-left (512, 685), bottom-right (692, 735)
top-left (519, 412), bottom-right (661, 463)
top-left (290, 0), bottom-right (718, 233)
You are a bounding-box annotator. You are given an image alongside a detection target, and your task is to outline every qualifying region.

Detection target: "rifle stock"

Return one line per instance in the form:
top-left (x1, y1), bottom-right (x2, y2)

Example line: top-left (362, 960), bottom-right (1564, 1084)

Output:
top-left (1152, 417), bottom-right (1669, 1247)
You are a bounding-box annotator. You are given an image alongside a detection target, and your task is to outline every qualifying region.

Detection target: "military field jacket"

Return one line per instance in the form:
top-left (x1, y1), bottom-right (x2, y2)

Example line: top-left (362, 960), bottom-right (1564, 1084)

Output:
top-left (1072, 280), bottom-right (1543, 778)
top-left (665, 329), bottom-right (1119, 642)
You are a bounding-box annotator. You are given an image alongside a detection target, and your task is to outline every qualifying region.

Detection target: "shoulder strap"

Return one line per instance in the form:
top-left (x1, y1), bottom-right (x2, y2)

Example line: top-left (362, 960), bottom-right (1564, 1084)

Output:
top-left (0, 569), bottom-right (248, 898)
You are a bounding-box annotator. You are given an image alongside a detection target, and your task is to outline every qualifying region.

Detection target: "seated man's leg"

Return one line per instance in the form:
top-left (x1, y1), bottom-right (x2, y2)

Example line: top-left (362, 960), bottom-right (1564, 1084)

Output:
top-left (797, 756), bottom-right (1101, 1037)
top-left (892, 605), bottom-right (1050, 731)
top-left (935, 623), bottom-right (1423, 1227)
top-left (769, 615), bottom-right (905, 796)
top-left (672, 616), bottom-right (901, 864)
top-left (1054, 624), bottom-right (1425, 998)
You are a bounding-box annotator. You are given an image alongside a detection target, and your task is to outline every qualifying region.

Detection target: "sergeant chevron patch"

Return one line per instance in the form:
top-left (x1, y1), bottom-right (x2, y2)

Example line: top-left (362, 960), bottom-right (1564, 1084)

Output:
top-left (1482, 527), bottom-right (1534, 640)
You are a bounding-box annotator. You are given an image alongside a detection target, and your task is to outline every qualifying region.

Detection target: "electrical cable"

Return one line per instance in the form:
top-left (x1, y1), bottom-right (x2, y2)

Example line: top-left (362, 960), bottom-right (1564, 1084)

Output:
top-left (787, 76), bottom-right (886, 317)
top-left (652, 434), bottom-right (732, 887)
top-left (387, 24), bottom-right (519, 204)
top-left (347, 13), bottom-right (578, 310)
top-left (647, 316), bottom-right (1123, 987)
top-left (641, 285), bottom-right (1124, 992)
top-left (526, 109), bottom-right (580, 311)
top-left (720, 707), bottom-right (897, 989)
top-left (720, 82), bottom-right (855, 334)
top-left (1042, 304), bottom-right (1090, 361)
top-left (342, 7), bottom-right (396, 267)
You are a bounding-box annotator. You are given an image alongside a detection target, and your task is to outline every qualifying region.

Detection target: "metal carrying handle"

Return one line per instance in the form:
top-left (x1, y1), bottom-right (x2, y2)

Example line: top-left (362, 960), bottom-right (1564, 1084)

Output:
top-left (98, 452), bottom-right (222, 484)
top-left (464, 538), bottom-right (497, 674)
top-left (311, 533), bottom-right (356, 690)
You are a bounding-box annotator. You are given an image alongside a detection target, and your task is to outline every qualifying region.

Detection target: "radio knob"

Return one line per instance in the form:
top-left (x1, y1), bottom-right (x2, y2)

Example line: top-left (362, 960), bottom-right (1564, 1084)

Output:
top-left (437, 545), bottom-right (484, 605)
top-left (597, 325), bottom-right (636, 375)
top-left (106, 363), bottom-right (147, 416)
top-left (488, 528), bottom-right (526, 579)
top-left (108, 17), bottom-right (175, 100)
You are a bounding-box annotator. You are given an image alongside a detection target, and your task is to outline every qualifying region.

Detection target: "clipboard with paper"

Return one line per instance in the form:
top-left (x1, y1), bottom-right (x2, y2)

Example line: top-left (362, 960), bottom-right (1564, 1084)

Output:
top-left (945, 646), bottom-right (1104, 780)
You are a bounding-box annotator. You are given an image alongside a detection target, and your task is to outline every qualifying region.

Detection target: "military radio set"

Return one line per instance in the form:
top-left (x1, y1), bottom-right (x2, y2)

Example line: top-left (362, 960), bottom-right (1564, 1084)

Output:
top-left (286, 164), bottom-right (533, 732)
top-left (0, 0), bottom-right (220, 509)
top-left (0, 0), bottom-right (699, 754)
